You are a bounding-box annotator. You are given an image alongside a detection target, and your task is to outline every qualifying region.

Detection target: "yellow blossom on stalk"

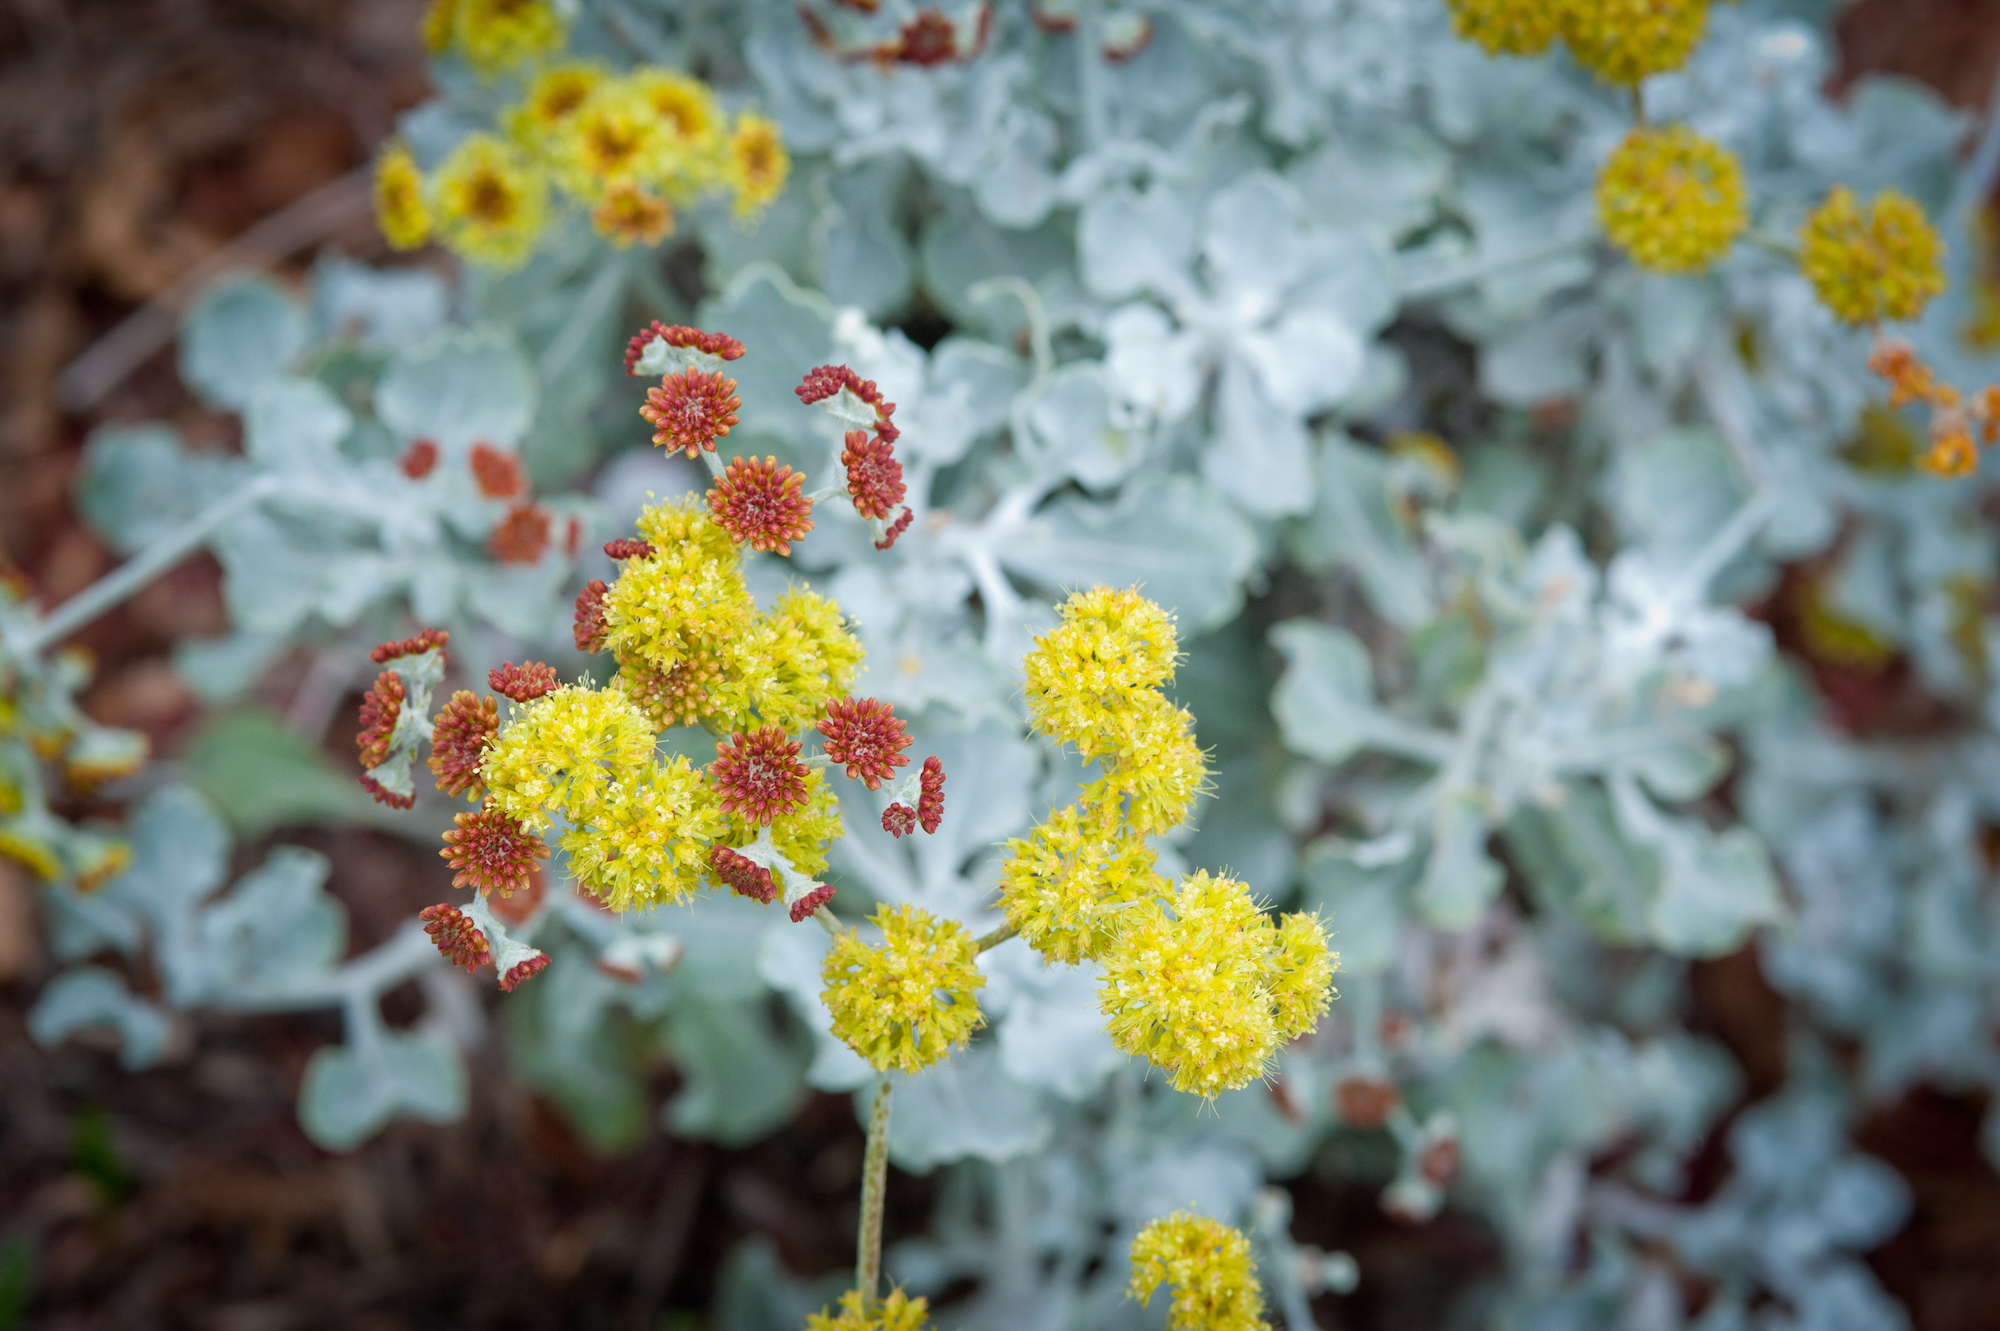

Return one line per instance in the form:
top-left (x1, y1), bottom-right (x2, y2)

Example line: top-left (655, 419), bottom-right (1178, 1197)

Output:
top-left (432, 134), bottom-right (548, 269)
top-left (713, 768), bottom-right (845, 878)
top-left (1082, 692), bottom-right (1206, 834)
top-left (557, 83), bottom-right (667, 202)
top-left (507, 62), bottom-right (610, 149)
top-left (1268, 913), bottom-right (1338, 1039)
top-left (1445, 0), bottom-right (1562, 55)
top-left (822, 904), bottom-right (985, 1072)
top-left (723, 113), bottom-right (790, 216)
top-left (1128, 1212), bottom-right (1271, 1331)
top-left (373, 144), bottom-right (431, 251)
top-left (592, 182), bottom-right (676, 248)
top-left (441, 0), bottom-right (566, 75)
top-left (602, 498), bottom-right (756, 675)
top-left (743, 588), bottom-right (866, 733)
top-left (1596, 126), bottom-right (1747, 273)
top-left (806, 1288), bottom-right (932, 1331)
top-left (560, 756), bottom-right (721, 911)
top-left (1097, 872), bottom-right (1334, 1097)
top-left (1799, 186), bottom-right (1948, 325)
top-left (1022, 586), bottom-right (1181, 751)
top-left (1559, 0), bottom-right (1710, 86)
top-left (999, 803), bottom-right (1167, 964)
top-left (480, 684), bottom-right (655, 832)
top-left (631, 69), bottom-right (723, 194)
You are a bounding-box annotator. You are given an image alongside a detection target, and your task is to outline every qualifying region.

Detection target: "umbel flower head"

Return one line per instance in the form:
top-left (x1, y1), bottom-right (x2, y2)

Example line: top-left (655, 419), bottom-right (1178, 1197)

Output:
top-left (821, 904), bottom-right (985, 1072)
top-left (559, 756), bottom-right (722, 911)
top-left (1596, 126), bottom-right (1747, 274)
top-left (420, 903), bottom-right (491, 971)
top-left (427, 690), bottom-right (497, 799)
top-left (1128, 1212), bottom-right (1271, 1331)
top-left (489, 660), bottom-right (559, 703)
top-left (842, 430), bottom-right (907, 520)
top-left (481, 684), bottom-right (656, 831)
top-left (440, 804), bottom-right (549, 896)
top-left (642, 368), bottom-right (742, 457)
top-left (805, 1288), bottom-right (932, 1331)
top-left (374, 144), bottom-right (431, 250)
top-left (1096, 872), bottom-right (1335, 1097)
top-left (432, 133), bottom-right (548, 270)
top-left (1022, 586), bottom-right (1181, 751)
top-left (724, 113), bottom-right (790, 216)
top-left (425, 0), bottom-right (566, 74)
top-left (356, 671), bottom-right (405, 770)
top-left (709, 455), bottom-right (814, 555)
top-left (1559, 0), bottom-right (1710, 87)
top-left (818, 695), bottom-right (913, 789)
top-left (1000, 802), bottom-right (1168, 964)
top-left (1444, 0), bottom-right (1560, 55)
top-left (710, 726), bottom-right (810, 824)
top-left (1800, 186), bottom-right (1948, 325)
top-left (506, 60), bottom-right (605, 146)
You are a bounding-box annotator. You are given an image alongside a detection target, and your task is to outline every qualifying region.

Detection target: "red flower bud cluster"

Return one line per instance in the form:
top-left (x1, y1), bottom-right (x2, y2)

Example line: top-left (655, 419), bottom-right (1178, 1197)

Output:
top-left (818, 696), bottom-right (912, 789)
top-left (420, 903), bottom-right (491, 971)
top-left (441, 805), bottom-right (550, 896)
top-left (469, 442), bottom-right (528, 499)
top-left (623, 321), bottom-right (746, 375)
top-left (795, 363), bottom-right (899, 444)
top-left (574, 580), bottom-right (609, 652)
top-left (358, 772), bottom-right (415, 810)
top-left (789, 882), bottom-right (836, 923)
top-left (710, 726), bottom-right (811, 823)
top-left (841, 430), bottom-right (906, 520)
top-left (603, 537), bottom-right (656, 560)
top-left (916, 754), bottom-right (945, 833)
top-left (711, 845), bottom-right (778, 903)
top-left (489, 503), bottom-right (552, 563)
top-left (500, 953), bottom-right (551, 992)
top-left (873, 506), bottom-right (914, 551)
top-left (428, 691), bottom-right (498, 798)
top-left (400, 438), bottom-right (439, 478)
top-left (356, 671), bottom-right (405, 769)
top-left (709, 455), bottom-right (815, 555)
top-left (489, 660), bottom-right (559, 703)
top-left (643, 369), bottom-right (742, 457)
top-left (372, 629), bottom-right (450, 665)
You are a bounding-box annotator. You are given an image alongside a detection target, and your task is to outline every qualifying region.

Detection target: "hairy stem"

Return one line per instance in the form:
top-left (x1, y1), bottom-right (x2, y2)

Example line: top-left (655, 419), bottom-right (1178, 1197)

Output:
top-left (975, 921), bottom-right (1019, 953)
top-left (856, 1074), bottom-right (894, 1303)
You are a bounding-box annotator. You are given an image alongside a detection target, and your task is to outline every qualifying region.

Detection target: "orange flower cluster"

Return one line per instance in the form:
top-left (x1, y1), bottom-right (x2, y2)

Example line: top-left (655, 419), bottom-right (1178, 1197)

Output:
top-left (1869, 339), bottom-right (2000, 478)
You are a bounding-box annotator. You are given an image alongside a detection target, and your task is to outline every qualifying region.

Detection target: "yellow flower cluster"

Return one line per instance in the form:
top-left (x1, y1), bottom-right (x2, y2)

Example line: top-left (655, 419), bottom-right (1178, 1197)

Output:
top-left (1128, 1212), bottom-right (1271, 1331)
top-left (1799, 187), bottom-right (1948, 326)
top-left (1443, 0), bottom-right (1561, 56)
top-left (604, 497), bottom-right (862, 736)
top-left (1002, 588), bottom-right (1205, 957)
top-left (1559, 0), bottom-right (1711, 87)
top-left (822, 905), bottom-right (985, 1073)
top-left (376, 29), bottom-right (790, 266)
top-left (557, 755), bottom-right (723, 912)
top-left (1097, 872), bottom-right (1332, 1097)
top-left (481, 685), bottom-right (656, 832)
top-left (805, 1289), bottom-right (932, 1331)
top-left (1596, 126), bottom-right (1748, 273)
top-left (1445, 0), bottom-right (1710, 85)
top-left (714, 767), bottom-right (845, 878)
top-left (424, 0), bottom-right (566, 76)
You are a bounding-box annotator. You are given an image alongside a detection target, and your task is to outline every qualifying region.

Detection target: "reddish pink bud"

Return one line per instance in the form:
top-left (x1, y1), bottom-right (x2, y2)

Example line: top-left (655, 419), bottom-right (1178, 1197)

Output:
top-left (469, 442), bottom-right (527, 499)
top-left (603, 537), bottom-right (656, 560)
top-left (358, 771), bottom-right (415, 810)
top-left (873, 507), bottom-right (914, 551)
top-left (420, 903), bottom-right (491, 971)
top-left (440, 805), bottom-right (550, 897)
top-left (710, 845), bottom-right (778, 903)
top-left (789, 882), bottom-right (836, 923)
top-left (488, 661), bottom-right (559, 703)
top-left (817, 696), bottom-right (912, 790)
top-left (709, 455), bottom-right (815, 555)
top-left (710, 727), bottom-right (811, 824)
top-left (371, 628), bottom-right (450, 664)
top-left (573, 580), bottom-right (609, 652)
top-left (489, 503), bottom-right (552, 564)
top-left (623, 321), bottom-right (746, 374)
top-left (428, 691), bottom-right (498, 798)
top-left (916, 754), bottom-right (945, 834)
top-left (795, 363), bottom-right (883, 408)
top-left (499, 952), bottom-right (551, 992)
top-left (895, 9), bottom-right (959, 64)
top-left (400, 438), bottom-right (439, 478)
top-left (882, 803), bottom-right (917, 838)
top-left (642, 369), bottom-right (741, 457)
top-left (843, 430), bottom-right (906, 520)
top-left (356, 671), bottom-right (405, 769)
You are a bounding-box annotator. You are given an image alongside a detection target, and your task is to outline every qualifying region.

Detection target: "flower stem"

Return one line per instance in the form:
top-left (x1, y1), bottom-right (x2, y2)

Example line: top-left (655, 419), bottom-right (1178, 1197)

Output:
top-left (974, 920), bottom-right (1019, 953)
top-left (856, 1073), bottom-right (894, 1304)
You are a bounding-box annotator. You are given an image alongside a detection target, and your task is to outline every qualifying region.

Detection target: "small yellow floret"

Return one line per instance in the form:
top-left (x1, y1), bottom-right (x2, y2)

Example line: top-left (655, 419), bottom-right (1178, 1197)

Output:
top-left (561, 756), bottom-right (721, 912)
top-left (822, 904), bottom-right (985, 1073)
top-left (723, 113), bottom-right (790, 217)
top-left (1445, 0), bottom-right (1562, 55)
top-left (631, 69), bottom-right (724, 196)
top-left (446, 0), bottom-right (566, 75)
top-left (805, 1288), bottom-right (932, 1331)
top-left (744, 587), bottom-right (866, 733)
top-left (1081, 692), bottom-right (1207, 834)
top-left (591, 183), bottom-right (675, 248)
top-left (1559, 0), bottom-right (1710, 87)
top-left (1596, 126), bottom-right (1747, 274)
top-left (432, 134), bottom-right (548, 270)
top-left (999, 802), bottom-right (1168, 964)
top-left (557, 83), bottom-right (668, 202)
top-left (481, 685), bottom-right (656, 832)
top-left (508, 62), bottom-right (609, 149)
top-left (1097, 872), bottom-right (1335, 1097)
top-left (1268, 913), bottom-right (1337, 1040)
top-left (1799, 186), bottom-right (1948, 326)
top-left (603, 498), bottom-right (756, 676)
top-left (373, 145), bottom-right (431, 251)
top-left (1129, 1212), bottom-right (1271, 1331)
top-left (1023, 587), bottom-right (1181, 751)
top-left (712, 768), bottom-right (845, 879)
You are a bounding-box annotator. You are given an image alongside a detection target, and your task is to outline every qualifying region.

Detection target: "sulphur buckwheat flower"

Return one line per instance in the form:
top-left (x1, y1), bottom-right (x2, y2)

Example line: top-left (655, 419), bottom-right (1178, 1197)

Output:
top-left (489, 660), bottom-right (559, 703)
top-left (821, 904), bottom-right (985, 1072)
top-left (433, 133), bottom-right (548, 269)
top-left (745, 588), bottom-right (865, 732)
top-left (371, 629), bottom-right (450, 665)
top-left (574, 579), bottom-right (609, 652)
top-left (557, 84), bottom-right (664, 200)
top-left (623, 322), bottom-right (746, 374)
top-left (1083, 694), bottom-right (1207, 833)
top-left (420, 903), bottom-right (492, 971)
top-left (602, 499), bottom-right (757, 675)
top-left (1097, 871), bottom-right (1333, 1096)
top-left (1268, 912), bottom-right (1337, 1040)
top-left (1799, 186), bottom-right (1948, 325)
top-left (642, 368), bottom-right (742, 457)
top-left (506, 60), bottom-right (606, 146)
top-left (1128, 1212), bottom-right (1271, 1331)
top-left (1922, 428), bottom-right (1978, 478)
top-left (709, 455), bottom-right (815, 554)
top-left (1023, 586), bottom-right (1181, 748)
top-left (819, 696), bottom-right (913, 789)
top-left (623, 654), bottom-right (724, 730)
top-left (481, 684), bottom-right (655, 831)
top-left (444, 0), bottom-right (565, 73)
top-left (428, 691), bottom-right (498, 799)
top-left (440, 804), bottom-right (549, 896)
top-left (724, 112), bottom-right (789, 215)
top-left (1596, 126), bottom-right (1747, 274)
top-left (591, 181), bottom-right (675, 247)
top-left (374, 144), bottom-right (431, 251)
top-left (711, 845), bottom-right (778, 903)
top-left (560, 756), bottom-right (722, 911)
top-left (1445, 0), bottom-right (1561, 54)
top-left (710, 726), bottom-right (810, 824)
top-left (806, 1288), bottom-right (932, 1331)
top-left (842, 430), bottom-right (907, 520)
top-left (1559, 0), bottom-right (1709, 86)
top-left (1000, 803), bottom-right (1166, 964)
top-left (356, 671), bottom-right (405, 769)
top-left (469, 442), bottom-right (527, 498)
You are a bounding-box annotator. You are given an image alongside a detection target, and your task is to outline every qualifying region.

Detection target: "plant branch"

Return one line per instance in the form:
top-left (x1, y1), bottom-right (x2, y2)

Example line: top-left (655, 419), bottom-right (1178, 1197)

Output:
top-left (856, 1073), bottom-right (894, 1303)
top-left (1398, 224), bottom-right (1599, 301)
top-left (975, 921), bottom-right (1019, 953)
